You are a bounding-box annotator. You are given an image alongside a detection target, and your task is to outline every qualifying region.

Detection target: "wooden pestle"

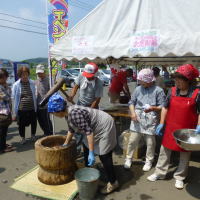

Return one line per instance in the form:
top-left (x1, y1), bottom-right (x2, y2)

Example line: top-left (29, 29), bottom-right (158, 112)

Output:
top-left (39, 77), bottom-right (75, 107)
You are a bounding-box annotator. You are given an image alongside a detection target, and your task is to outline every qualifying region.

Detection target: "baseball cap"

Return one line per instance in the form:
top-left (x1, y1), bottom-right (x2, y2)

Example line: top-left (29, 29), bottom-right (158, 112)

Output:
top-left (36, 64), bottom-right (45, 74)
top-left (82, 63), bottom-right (98, 78)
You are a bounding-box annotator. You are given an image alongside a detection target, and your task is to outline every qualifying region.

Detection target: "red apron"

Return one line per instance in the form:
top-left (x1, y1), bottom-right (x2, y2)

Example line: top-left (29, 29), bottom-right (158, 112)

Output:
top-left (162, 87), bottom-right (199, 152)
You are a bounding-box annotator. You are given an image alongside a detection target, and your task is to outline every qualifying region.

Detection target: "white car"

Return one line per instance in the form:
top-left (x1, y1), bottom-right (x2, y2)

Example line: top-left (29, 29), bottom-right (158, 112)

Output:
top-left (98, 69), bottom-right (111, 79)
top-left (98, 69), bottom-right (111, 86)
top-left (71, 68), bottom-right (84, 75)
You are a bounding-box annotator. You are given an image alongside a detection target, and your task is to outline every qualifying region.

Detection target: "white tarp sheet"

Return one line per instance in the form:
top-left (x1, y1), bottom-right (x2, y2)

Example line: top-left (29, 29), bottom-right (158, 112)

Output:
top-left (50, 0), bottom-right (200, 61)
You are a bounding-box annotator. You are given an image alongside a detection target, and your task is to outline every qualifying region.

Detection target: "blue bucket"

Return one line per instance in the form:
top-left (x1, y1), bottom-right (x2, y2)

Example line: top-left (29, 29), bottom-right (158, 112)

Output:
top-left (75, 167), bottom-right (100, 200)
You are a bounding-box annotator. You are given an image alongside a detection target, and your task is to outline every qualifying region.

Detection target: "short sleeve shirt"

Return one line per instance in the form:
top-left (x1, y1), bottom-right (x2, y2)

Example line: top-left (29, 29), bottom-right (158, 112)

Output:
top-left (129, 84), bottom-right (166, 109)
top-left (75, 75), bottom-right (103, 106)
top-left (164, 87), bottom-right (200, 113)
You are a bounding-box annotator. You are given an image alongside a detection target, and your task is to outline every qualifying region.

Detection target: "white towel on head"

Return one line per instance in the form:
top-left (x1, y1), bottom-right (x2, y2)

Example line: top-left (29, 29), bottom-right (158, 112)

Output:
top-left (80, 78), bottom-right (96, 90)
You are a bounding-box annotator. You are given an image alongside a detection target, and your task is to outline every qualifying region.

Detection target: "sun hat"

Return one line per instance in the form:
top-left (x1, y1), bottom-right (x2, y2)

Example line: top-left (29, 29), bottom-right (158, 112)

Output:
top-left (36, 64), bottom-right (45, 74)
top-left (82, 63), bottom-right (98, 78)
top-left (176, 64), bottom-right (199, 80)
top-left (48, 93), bottom-right (67, 113)
top-left (137, 68), bottom-right (156, 83)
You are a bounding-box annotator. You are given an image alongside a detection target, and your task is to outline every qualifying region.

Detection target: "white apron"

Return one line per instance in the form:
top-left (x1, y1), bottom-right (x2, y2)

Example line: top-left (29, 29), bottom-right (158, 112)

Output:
top-left (130, 109), bottom-right (158, 135)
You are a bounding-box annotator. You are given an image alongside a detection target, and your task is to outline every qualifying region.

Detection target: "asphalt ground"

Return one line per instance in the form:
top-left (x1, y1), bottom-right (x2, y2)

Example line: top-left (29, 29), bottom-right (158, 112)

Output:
top-left (1, 83), bottom-right (200, 200)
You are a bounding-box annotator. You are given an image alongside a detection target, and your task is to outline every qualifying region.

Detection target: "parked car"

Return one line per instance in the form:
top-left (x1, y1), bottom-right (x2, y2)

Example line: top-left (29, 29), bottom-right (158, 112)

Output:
top-left (99, 69), bottom-right (111, 79)
top-left (0, 59), bottom-right (15, 86)
top-left (71, 68), bottom-right (84, 74)
top-left (60, 68), bottom-right (79, 88)
top-left (98, 74), bottom-right (110, 86)
top-left (6, 69), bottom-right (15, 86)
top-left (98, 69), bottom-right (111, 86)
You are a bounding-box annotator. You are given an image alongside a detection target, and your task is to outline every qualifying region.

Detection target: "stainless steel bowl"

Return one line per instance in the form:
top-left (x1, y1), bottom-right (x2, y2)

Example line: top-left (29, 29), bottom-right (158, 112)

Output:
top-left (173, 129), bottom-right (200, 151)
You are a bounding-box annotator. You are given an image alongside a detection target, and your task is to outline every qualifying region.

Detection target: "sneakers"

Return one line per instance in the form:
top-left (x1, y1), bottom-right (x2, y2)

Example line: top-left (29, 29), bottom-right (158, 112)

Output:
top-left (175, 180), bottom-right (184, 189)
top-left (124, 158), bottom-right (132, 169)
top-left (20, 138), bottom-right (26, 145)
top-left (100, 180), bottom-right (119, 194)
top-left (147, 173), bottom-right (165, 182)
top-left (142, 161), bottom-right (152, 172)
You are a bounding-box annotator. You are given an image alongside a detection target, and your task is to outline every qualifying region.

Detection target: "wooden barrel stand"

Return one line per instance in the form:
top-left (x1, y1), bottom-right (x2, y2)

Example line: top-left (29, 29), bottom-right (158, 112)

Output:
top-left (35, 135), bottom-right (77, 185)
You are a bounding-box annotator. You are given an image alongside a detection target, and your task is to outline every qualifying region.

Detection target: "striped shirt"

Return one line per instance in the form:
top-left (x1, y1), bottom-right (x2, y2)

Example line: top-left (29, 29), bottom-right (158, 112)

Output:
top-left (19, 81), bottom-right (34, 110)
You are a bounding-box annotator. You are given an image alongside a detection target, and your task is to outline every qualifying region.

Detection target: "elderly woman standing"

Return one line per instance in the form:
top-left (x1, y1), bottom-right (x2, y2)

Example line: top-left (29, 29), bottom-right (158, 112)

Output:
top-left (0, 69), bottom-right (14, 153)
top-left (124, 69), bottom-right (166, 171)
top-left (12, 66), bottom-right (37, 144)
top-left (147, 64), bottom-right (200, 189)
top-left (47, 93), bottom-right (119, 194)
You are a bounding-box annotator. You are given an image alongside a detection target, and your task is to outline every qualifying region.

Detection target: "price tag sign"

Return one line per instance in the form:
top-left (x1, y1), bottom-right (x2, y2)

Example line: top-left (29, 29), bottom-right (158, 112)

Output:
top-left (72, 36), bottom-right (94, 55)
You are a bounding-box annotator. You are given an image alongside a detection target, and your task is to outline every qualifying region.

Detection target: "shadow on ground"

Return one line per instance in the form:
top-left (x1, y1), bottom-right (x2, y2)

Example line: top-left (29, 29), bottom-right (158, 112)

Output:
top-left (186, 166), bottom-right (200, 199)
top-left (25, 194), bottom-right (48, 200)
top-left (10, 135), bottom-right (44, 153)
top-left (88, 162), bottom-right (145, 200)
top-left (0, 167), bottom-right (5, 174)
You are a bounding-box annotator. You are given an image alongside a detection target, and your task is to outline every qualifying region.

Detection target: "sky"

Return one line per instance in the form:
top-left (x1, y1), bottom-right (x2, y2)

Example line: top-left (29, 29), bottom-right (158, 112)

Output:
top-left (0, 0), bottom-right (102, 61)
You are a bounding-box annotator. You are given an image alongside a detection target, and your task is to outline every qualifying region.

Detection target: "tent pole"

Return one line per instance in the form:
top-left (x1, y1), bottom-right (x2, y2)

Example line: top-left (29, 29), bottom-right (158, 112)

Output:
top-left (46, 1), bottom-right (55, 135)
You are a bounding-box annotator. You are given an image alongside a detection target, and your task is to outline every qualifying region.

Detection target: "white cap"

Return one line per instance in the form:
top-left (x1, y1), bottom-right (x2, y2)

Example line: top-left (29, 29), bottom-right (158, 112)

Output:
top-left (82, 63), bottom-right (98, 78)
top-left (36, 64), bottom-right (45, 73)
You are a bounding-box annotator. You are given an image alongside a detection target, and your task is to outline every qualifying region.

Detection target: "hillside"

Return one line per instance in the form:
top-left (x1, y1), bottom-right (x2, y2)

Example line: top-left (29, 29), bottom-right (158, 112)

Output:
top-left (22, 57), bottom-right (48, 65)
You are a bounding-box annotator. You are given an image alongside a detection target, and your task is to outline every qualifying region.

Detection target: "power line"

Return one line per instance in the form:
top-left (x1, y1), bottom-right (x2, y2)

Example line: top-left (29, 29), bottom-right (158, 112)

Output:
top-left (0, 0), bottom-right (98, 27)
top-left (0, 24), bottom-right (47, 35)
top-left (0, 19), bottom-right (46, 30)
top-left (70, 2), bottom-right (91, 11)
top-left (70, 0), bottom-right (94, 9)
top-left (0, 12), bottom-right (46, 25)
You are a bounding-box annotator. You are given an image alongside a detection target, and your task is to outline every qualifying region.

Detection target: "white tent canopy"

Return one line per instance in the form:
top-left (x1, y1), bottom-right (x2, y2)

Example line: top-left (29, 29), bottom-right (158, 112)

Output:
top-left (50, 0), bottom-right (200, 64)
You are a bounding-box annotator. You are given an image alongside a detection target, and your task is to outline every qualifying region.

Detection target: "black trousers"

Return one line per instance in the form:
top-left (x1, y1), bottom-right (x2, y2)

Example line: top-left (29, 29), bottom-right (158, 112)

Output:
top-left (0, 125), bottom-right (8, 152)
top-left (37, 108), bottom-right (53, 136)
top-left (83, 144), bottom-right (116, 183)
top-left (18, 110), bottom-right (37, 138)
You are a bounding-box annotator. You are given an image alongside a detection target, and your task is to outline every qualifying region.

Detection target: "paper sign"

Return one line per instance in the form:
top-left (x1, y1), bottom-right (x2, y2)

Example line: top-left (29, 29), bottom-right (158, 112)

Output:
top-left (72, 36), bottom-right (94, 55)
top-left (130, 30), bottom-right (159, 55)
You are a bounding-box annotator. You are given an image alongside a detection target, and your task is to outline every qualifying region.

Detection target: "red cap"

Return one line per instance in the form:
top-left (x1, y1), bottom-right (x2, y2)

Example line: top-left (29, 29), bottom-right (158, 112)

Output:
top-left (82, 63), bottom-right (98, 78)
top-left (176, 64), bottom-right (199, 80)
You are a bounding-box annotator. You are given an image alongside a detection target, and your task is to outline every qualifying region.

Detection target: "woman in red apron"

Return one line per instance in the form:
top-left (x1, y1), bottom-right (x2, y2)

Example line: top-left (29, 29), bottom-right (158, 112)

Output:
top-left (147, 64), bottom-right (200, 189)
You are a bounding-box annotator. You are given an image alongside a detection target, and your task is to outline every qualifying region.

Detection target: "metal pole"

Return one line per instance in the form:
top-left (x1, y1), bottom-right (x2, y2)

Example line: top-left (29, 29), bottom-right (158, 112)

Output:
top-left (46, 0), bottom-right (55, 134)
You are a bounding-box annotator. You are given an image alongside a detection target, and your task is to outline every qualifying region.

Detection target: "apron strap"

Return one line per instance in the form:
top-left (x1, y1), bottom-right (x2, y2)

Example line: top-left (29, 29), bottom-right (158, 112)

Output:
top-left (191, 88), bottom-right (199, 99)
top-left (171, 87), bottom-right (176, 96)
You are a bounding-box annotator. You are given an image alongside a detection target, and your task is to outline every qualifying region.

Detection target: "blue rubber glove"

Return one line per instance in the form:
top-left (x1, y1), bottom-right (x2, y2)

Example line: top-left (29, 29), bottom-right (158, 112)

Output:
top-left (195, 125), bottom-right (200, 134)
top-left (155, 124), bottom-right (164, 136)
top-left (88, 151), bottom-right (95, 166)
top-left (61, 143), bottom-right (69, 147)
